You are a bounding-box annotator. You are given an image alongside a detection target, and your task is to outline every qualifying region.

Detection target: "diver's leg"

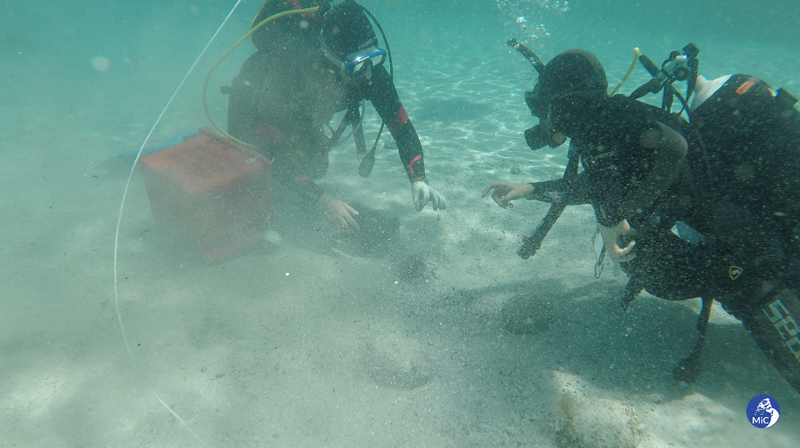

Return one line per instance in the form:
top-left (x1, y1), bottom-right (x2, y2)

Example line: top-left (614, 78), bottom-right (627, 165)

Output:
top-left (673, 297), bottom-right (714, 383)
top-left (738, 287), bottom-right (800, 393)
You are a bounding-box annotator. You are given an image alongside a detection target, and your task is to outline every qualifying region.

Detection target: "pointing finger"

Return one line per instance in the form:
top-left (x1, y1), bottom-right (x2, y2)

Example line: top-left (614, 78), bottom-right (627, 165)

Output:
top-left (482, 183), bottom-right (498, 198)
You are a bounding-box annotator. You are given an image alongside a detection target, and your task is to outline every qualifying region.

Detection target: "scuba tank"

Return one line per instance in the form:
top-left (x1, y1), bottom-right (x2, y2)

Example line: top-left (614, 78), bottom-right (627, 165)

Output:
top-left (689, 73), bottom-right (799, 202)
top-left (691, 74), bottom-right (731, 110)
top-left (627, 44), bottom-right (800, 388)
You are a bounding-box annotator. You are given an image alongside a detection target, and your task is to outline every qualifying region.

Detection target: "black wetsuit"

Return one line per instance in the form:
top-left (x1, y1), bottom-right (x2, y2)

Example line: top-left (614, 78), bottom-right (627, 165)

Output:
top-left (689, 76), bottom-right (800, 301)
top-left (533, 83), bottom-right (800, 392)
top-left (535, 91), bottom-right (800, 303)
top-left (563, 96), bottom-right (697, 227)
top-left (565, 96), bottom-right (721, 300)
top-left (227, 40), bottom-right (427, 204)
top-left (532, 85), bottom-right (800, 392)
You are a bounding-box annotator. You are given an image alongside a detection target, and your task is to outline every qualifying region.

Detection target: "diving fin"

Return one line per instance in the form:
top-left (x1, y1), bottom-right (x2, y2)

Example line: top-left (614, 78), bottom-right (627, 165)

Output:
top-left (359, 146), bottom-right (376, 177)
top-left (357, 122), bottom-right (385, 178)
top-left (353, 120), bottom-right (367, 158)
top-left (673, 297), bottom-right (713, 384)
top-left (352, 112), bottom-right (374, 177)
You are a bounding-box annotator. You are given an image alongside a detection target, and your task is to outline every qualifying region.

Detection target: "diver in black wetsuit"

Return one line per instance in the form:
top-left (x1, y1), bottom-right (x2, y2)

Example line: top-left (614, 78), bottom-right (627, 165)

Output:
top-left (227, 0), bottom-right (445, 232)
top-left (483, 49), bottom-right (800, 393)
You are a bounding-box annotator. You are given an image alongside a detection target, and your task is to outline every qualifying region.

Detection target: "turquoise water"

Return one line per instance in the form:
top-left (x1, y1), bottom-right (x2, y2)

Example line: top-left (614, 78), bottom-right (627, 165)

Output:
top-left (2, 1), bottom-right (800, 446)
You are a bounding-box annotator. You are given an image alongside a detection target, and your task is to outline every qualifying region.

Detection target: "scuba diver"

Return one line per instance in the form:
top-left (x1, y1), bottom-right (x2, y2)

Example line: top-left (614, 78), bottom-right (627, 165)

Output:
top-left (483, 45), bottom-right (800, 393)
top-left (227, 0), bottom-right (446, 232)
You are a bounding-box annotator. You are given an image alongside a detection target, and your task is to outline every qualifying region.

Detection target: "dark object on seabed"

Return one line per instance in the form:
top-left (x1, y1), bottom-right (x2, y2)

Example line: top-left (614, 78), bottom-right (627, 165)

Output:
top-left (501, 293), bottom-right (555, 335)
top-left (394, 253), bottom-right (431, 281)
top-left (332, 202), bottom-right (399, 257)
top-left (361, 331), bottom-right (433, 390)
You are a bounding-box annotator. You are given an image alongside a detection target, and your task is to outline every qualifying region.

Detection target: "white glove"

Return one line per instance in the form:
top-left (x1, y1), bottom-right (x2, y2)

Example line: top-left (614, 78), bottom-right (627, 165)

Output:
top-left (411, 181), bottom-right (447, 211)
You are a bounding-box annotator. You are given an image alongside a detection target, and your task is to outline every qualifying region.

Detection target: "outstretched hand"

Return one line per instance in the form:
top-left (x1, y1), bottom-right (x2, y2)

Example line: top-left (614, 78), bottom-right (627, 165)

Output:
top-left (411, 181), bottom-right (447, 211)
top-left (317, 194), bottom-right (360, 232)
top-left (598, 219), bottom-right (636, 262)
top-left (482, 181), bottom-right (533, 208)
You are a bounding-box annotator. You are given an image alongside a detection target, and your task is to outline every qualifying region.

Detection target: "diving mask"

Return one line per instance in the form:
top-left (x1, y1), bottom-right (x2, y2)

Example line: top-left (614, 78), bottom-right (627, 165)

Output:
top-left (323, 44), bottom-right (386, 79)
top-left (523, 102), bottom-right (566, 150)
top-left (525, 84), bottom-right (549, 119)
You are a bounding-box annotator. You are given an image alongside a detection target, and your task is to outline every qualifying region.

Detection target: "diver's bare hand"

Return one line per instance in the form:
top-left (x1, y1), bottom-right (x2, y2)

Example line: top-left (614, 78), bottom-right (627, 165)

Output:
top-left (598, 219), bottom-right (636, 262)
top-left (317, 194), bottom-right (359, 232)
top-left (482, 181), bottom-right (533, 208)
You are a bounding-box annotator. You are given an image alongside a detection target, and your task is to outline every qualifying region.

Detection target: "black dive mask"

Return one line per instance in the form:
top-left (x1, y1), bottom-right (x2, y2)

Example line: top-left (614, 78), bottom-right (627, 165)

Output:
top-left (524, 76), bottom-right (607, 150)
top-left (525, 84), bottom-right (548, 119)
top-left (525, 124), bottom-right (566, 151)
top-left (523, 87), bottom-right (564, 150)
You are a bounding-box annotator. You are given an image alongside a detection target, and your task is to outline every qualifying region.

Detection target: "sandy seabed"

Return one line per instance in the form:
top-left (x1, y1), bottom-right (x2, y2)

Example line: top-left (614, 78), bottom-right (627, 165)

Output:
top-left (2, 16), bottom-right (800, 448)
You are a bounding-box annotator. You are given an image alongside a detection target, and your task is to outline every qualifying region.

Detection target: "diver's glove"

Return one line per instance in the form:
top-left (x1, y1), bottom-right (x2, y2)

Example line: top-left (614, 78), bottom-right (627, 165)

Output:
top-left (411, 180), bottom-right (447, 211)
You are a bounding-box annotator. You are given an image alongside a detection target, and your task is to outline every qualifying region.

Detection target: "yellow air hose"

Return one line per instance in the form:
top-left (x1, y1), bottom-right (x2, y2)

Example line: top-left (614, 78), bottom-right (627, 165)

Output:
top-left (201, 6), bottom-right (321, 149)
top-left (609, 47), bottom-right (641, 96)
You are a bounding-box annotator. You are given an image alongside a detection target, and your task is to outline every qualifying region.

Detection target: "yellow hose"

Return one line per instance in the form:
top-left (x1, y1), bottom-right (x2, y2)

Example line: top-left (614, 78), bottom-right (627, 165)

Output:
top-left (201, 6), bottom-right (321, 149)
top-left (609, 48), bottom-right (641, 96)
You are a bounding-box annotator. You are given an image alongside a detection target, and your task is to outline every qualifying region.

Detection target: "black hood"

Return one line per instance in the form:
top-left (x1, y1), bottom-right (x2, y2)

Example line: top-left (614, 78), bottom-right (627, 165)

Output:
top-left (320, 1), bottom-right (377, 58)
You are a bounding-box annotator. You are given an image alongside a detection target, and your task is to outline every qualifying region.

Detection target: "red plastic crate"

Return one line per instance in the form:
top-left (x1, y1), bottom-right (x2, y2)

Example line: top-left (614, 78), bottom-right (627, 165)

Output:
top-left (140, 128), bottom-right (273, 263)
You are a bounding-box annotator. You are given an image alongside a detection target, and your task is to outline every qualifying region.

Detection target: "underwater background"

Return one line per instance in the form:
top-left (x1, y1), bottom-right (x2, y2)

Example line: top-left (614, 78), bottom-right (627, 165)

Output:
top-left (3, 0), bottom-right (800, 446)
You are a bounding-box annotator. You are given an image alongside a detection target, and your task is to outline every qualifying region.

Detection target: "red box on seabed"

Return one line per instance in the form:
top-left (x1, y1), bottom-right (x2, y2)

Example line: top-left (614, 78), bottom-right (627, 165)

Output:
top-left (139, 128), bottom-right (273, 263)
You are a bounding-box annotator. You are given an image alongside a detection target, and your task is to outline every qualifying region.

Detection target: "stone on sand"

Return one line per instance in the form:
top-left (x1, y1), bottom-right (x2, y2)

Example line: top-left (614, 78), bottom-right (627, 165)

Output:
top-left (361, 332), bottom-right (433, 390)
top-left (500, 293), bottom-right (555, 335)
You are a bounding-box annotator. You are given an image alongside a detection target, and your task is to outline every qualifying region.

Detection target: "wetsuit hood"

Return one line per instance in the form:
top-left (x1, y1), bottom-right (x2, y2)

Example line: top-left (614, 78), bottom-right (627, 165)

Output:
top-left (320, 1), bottom-right (377, 59)
top-left (551, 92), bottom-right (609, 137)
top-left (538, 49), bottom-right (608, 97)
top-left (533, 49), bottom-right (609, 136)
top-left (250, 0), bottom-right (331, 53)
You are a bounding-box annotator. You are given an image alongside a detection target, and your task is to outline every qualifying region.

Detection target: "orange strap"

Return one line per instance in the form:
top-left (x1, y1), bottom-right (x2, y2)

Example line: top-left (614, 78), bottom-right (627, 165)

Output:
top-left (736, 77), bottom-right (758, 95)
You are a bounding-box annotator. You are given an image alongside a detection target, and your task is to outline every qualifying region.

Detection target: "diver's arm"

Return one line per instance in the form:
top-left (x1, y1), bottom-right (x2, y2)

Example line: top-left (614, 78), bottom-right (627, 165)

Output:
top-left (617, 121), bottom-right (687, 220)
top-left (482, 182), bottom-right (530, 208)
top-left (268, 159), bottom-right (326, 204)
top-left (528, 174), bottom-right (591, 204)
top-left (365, 66), bottom-right (426, 182)
top-left (482, 175), bottom-right (590, 208)
top-left (270, 168), bottom-right (359, 231)
top-left (317, 193), bottom-right (360, 231)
